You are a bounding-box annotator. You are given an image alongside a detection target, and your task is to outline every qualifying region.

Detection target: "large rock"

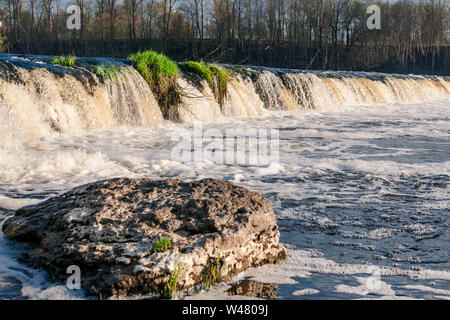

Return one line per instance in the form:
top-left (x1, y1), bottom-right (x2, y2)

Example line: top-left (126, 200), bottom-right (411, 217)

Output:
top-left (2, 178), bottom-right (286, 298)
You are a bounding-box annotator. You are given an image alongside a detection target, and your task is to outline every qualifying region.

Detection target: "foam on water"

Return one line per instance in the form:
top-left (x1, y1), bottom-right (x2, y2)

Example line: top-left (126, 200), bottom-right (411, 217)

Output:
top-left (0, 230), bottom-right (89, 299)
top-left (292, 288), bottom-right (320, 296)
top-left (0, 99), bottom-right (448, 299)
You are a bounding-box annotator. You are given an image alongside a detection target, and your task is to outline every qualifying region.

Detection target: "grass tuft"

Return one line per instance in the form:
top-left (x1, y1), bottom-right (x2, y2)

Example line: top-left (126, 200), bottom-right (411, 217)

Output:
top-left (162, 263), bottom-right (182, 299)
top-left (128, 50), bottom-right (179, 87)
top-left (230, 66), bottom-right (245, 74)
top-left (90, 64), bottom-right (122, 83)
top-left (179, 61), bottom-right (231, 105)
top-left (179, 61), bottom-right (214, 89)
top-left (208, 64), bottom-right (231, 105)
top-left (128, 50), bottom-right (181, 117)
top-left (202, 253), bottom-right (222, 289)
top-left (51, 55), bottom-right (77, 67)
top-left (150, 237), bottom-right (172, 254)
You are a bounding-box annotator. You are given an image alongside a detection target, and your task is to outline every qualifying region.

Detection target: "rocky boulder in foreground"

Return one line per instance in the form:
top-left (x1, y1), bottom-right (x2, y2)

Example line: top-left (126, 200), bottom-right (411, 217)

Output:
top-left (2, 178), bottom-right (286, 298)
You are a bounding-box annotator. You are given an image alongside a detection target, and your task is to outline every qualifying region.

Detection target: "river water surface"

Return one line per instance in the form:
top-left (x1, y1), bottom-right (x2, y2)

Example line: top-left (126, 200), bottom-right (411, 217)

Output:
top-left (0, 100), bottom-right (449, 299)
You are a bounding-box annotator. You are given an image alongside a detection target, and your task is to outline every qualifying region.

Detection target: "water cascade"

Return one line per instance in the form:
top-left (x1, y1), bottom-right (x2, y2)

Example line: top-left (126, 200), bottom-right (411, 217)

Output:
top-left (0, 55), bottom-right (449, 141)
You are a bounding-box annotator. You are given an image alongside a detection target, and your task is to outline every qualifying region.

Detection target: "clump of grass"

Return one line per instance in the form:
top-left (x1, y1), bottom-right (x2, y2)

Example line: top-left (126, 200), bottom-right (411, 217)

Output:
top-left (128, 50), bottom-right (180, 117)
top-left (230, 66), bottom-right (245, 74)
top-left (150, 237), bottom-right (172, 254)
top-left (179, 61), bottom-right (231, 105)
top-left (202, 253), bottom-right (222, 289)
top-left (209, 64), bottom-right (231, 105)
top-left (90, 64), bottom-right (122, 83)
top-left (128, 50), bottom-right (179, 86)
top-left (51, 55), bottom-right (77, 67)
top-left (179, 61), bottom-right (214, 89)
top-left (162, 263), bottom-right (182, 299)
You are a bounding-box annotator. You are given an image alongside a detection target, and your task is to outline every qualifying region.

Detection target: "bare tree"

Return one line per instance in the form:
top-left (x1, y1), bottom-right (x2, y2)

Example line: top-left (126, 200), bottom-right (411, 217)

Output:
top-left (161, 0), bottom-right (177, 52)
top-left (0, 0), bottom-right (447, 74)
top-left (107, 0), bottom-right (118, 42)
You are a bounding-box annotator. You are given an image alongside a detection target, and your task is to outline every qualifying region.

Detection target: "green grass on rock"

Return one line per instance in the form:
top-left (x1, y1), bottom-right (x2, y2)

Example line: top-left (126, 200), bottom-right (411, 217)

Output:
top-left (128, 50), bottom-right (179, 87)
top-left (50, 55), bottom-right (77, 67)
top-left (128, 50), bottom-right (181, 118)
top-left (150, 237), bottom-right (172, 253)
top-left (179, 61), bottom-right (231, 105)
top-left (90, 64), bottom-right (122, 83)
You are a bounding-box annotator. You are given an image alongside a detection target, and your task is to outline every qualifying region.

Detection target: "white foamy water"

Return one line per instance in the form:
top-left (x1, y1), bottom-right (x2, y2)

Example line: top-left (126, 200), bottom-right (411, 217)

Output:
top-left (0, 99), bottom-right (448, 299)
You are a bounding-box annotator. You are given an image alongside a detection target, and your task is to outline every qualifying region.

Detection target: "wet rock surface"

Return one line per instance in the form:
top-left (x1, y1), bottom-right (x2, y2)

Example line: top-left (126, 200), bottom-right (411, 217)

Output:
top-left (0, 207), bottom-right (13, 220)
top-left (228, 279), bottom-right (279, 300)
top-left (2, 178), bottom-right (286, 298)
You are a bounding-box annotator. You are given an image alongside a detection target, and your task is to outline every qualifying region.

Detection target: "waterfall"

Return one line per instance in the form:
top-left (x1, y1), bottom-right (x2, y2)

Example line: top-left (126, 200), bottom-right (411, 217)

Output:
top-left (246, 67), bottom-right (449, 111)
top-left (176, 73), bottom-right (266, 122)
top-left (0, 55), bottom-right (163, 140)
top-left (175, 77), bottom-right (222, 123)
top-left (223, 74), bottom-right (267, 118)
top-left (0, 55), bottom-right (449, 142)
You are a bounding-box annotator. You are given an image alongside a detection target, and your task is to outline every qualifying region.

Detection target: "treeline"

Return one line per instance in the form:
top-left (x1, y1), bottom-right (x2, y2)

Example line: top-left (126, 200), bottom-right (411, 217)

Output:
top-left (0, 0), bottom-right (449, 75)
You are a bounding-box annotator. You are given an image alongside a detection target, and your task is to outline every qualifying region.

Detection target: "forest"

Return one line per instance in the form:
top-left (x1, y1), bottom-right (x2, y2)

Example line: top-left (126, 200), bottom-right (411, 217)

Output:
top-left (0, 0), bottom-right (449, 75)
